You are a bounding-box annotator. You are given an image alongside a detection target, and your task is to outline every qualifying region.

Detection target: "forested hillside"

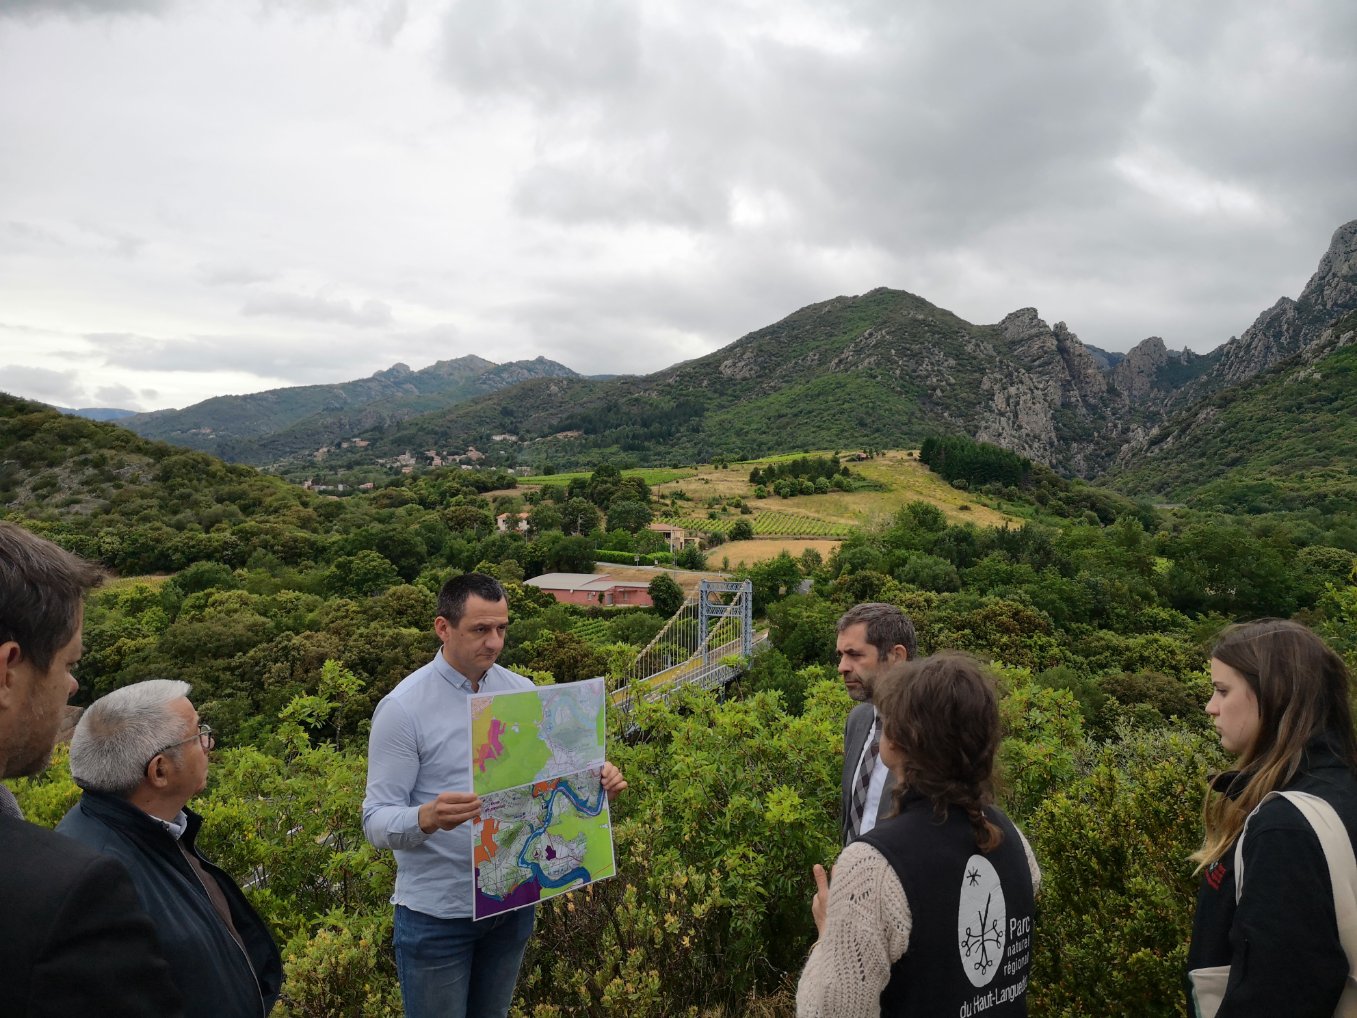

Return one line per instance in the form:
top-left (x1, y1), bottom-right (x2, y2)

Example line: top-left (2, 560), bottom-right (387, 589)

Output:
top-left (5, 393), bottom-right (1357, 1015)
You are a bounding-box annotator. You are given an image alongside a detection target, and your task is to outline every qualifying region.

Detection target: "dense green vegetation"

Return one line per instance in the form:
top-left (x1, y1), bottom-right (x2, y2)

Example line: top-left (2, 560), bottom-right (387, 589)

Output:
top-left (6, 388), bottom-right (1357, 1016)
top-left (920, 434), bottom-right (1033, 487)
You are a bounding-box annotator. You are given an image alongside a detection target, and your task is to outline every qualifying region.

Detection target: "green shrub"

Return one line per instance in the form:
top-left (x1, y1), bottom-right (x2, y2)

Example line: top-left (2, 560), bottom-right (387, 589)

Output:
top-left (1025, 727), bottom-right (1223, 1017)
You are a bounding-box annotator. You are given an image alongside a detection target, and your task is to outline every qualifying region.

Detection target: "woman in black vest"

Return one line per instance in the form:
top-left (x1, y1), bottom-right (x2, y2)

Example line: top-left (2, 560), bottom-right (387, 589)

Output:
top-left (1187, 619), bottom-right (1357, 1017)
top-left (797, 652), bottom-right (1039, 1018)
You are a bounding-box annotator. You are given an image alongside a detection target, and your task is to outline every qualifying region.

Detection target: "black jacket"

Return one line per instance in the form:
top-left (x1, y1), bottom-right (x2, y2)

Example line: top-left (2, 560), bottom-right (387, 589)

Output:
top-left (860, 792), bottom-right (1035, 1017)
top-left (57, 790), bottom-right (283, 1018)
top-left (0, 814), bottom-right (183, 1018)
top-left (1188, 737), bottom-right (1357, 1017)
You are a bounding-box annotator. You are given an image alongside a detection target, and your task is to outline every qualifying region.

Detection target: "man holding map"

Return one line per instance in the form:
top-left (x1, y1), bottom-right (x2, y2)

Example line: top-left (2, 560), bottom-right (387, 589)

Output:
top-left (363, 572), bottom-right (627, 1018)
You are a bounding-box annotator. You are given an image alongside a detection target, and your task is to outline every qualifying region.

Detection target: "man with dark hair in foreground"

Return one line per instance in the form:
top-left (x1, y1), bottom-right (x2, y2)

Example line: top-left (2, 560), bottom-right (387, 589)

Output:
top-left (364, 572), bottom-right (628, 1018)
top-left (837, 601), bottom-right (917, 845)
top-left (0, 521), bottom-right (183, 1017)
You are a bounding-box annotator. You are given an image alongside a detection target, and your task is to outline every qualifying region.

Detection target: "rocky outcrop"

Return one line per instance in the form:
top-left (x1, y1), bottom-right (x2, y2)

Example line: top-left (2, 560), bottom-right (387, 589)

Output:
top-left (477, 356), bottom-right (578, 388)
top-left (1111, 336), bottom-right (1202, 403)
top-left (1211, 220), bottom-right (1357, 387)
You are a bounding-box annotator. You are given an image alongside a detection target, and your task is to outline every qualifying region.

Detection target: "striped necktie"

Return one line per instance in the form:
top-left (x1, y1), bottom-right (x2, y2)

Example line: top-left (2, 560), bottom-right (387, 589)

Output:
top-left (847, 717), bottom-right (880, 842)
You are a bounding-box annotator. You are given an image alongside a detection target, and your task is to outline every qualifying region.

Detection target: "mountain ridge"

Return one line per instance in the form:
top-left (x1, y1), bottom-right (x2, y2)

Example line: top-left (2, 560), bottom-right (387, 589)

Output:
top-left (108, 219), bottom-right (1357, 487)
top-left (119, 354), bottom-right (579, 465)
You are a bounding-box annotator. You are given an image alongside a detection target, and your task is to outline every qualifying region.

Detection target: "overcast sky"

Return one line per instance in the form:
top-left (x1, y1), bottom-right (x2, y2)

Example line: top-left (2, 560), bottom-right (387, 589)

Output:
top-left (2, 0), bottom-right (1354, 412)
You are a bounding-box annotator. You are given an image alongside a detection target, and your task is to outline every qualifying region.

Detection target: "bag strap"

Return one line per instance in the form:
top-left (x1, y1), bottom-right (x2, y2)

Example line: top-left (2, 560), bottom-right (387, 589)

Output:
top-left (1235, 791), bottom-right (1357, 979)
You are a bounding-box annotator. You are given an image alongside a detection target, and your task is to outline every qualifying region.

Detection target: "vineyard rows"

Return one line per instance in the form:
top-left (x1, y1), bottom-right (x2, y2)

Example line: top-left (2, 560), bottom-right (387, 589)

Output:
top-left (568, 617), bottom-right (613, 643)
top-left (656, 512), bottom-right (851, 537)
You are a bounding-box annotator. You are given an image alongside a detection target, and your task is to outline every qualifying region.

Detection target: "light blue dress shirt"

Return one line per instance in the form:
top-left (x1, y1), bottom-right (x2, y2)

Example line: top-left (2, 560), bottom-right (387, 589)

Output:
top-left (362, 653), bottom-right (536, 919)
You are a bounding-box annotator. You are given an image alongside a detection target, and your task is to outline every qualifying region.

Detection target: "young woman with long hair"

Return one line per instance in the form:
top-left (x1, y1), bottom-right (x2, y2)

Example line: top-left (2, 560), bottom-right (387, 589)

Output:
top-left (797, 652), bottom-right (1040, 1018)
top-left (1188, 618), bottom-right (1357, 1016)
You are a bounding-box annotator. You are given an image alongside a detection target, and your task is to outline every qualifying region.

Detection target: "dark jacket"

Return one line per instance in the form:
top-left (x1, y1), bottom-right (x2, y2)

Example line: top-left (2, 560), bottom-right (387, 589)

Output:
top-left (1188, 736), bottom-right (1357, 1017)
top-left (861, 792), bottom-right (1035, 1018)
top-left (0, 813), bottom-right (184, 1018)
top-left (57, 790), bottom-right (283, 1018)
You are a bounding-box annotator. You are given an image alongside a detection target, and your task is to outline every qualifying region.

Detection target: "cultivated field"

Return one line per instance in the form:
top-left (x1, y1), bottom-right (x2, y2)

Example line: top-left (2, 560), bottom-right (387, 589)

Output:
top-left (708, 538), bottom-right (843, 568)
top-left (653, 450), bottom-right (1016, 530)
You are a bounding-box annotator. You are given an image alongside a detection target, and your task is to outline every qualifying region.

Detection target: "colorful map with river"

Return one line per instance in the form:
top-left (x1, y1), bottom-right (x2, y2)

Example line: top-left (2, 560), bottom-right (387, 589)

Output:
top-left (468, 678), bottom-right (614, 919)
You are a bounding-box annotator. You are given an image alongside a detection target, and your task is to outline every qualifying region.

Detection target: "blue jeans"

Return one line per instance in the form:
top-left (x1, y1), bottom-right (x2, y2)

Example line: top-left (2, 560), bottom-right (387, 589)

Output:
top-left (393, 905), bottom-right (536, 1018)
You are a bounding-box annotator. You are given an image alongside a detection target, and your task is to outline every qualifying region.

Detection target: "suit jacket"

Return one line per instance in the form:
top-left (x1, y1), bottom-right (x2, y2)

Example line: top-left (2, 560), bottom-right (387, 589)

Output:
top-left (841, 701), bottom-right (899, 845)
top-left (0, 814), bottom-right (183, 1018)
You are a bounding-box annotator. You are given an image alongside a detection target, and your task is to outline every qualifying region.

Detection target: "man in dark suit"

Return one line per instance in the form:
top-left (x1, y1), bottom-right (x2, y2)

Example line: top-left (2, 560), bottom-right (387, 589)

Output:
top-left (0, 521), bottom-right (182, 1017)
top-left (837, 602), bottom-right (916, 845)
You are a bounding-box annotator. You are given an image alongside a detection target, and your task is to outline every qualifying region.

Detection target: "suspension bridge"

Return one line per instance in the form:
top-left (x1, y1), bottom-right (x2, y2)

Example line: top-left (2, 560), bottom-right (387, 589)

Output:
top-left (610, 578), bottom-right (765, 719)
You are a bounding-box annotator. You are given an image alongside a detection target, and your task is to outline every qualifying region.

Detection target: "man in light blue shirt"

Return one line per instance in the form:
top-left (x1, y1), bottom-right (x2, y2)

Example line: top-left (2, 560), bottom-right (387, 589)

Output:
top-left (363, 573), bottom-right (626, 1018)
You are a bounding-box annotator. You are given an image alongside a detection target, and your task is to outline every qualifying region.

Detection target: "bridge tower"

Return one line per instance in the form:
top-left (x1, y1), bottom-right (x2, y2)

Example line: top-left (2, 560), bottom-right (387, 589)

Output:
top-left (698, 578), bottom-right (753, 658)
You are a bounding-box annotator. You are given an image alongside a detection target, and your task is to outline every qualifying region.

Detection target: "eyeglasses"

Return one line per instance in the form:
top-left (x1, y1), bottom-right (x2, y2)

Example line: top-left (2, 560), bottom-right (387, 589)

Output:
top-left (144, 724), bottom-right (214, 770)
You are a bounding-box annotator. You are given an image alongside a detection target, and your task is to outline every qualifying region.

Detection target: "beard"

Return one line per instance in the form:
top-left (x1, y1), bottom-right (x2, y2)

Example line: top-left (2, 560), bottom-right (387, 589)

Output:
top-left (4, 683), bottom-right (66, 780)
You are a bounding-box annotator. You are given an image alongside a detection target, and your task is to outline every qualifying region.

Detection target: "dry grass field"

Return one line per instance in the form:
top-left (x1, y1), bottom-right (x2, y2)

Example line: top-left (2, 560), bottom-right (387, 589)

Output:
top-left (653, 449), bottom-right (1016, 530)
top-left (708, 538), bottom-right (843, 568)
top-left (589, 564), bottom-right (730, 596)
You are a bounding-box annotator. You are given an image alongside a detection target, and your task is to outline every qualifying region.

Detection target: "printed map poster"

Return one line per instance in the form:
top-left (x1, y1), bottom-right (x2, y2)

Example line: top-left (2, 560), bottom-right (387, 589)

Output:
top-left (468, 677), bottom-right (615, 919)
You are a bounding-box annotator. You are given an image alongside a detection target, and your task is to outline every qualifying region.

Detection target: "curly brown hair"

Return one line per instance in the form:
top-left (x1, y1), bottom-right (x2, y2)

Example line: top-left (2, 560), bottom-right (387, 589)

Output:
top-left (874, 651), bottom-right (1004, 852)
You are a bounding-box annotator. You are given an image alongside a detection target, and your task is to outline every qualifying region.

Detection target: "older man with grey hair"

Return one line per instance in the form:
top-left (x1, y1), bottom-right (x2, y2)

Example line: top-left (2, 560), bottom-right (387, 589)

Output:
top-left (58, 679), bottom-right (283, 1018)
top-left (0, 520), bottom-right (182, 1017)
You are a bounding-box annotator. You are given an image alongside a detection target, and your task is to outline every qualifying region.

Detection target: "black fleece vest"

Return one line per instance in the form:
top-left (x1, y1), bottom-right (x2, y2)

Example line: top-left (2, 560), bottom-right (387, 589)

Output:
top-left (859, 794), bottom-right (1035, 1018)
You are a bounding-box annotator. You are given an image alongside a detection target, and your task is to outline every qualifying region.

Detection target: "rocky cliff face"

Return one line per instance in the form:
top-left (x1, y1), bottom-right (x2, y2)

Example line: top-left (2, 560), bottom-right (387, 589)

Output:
top-left (971, 309), bottom-right (1128, 474)
top-left (1208, 220), bottom-right (1357, 388)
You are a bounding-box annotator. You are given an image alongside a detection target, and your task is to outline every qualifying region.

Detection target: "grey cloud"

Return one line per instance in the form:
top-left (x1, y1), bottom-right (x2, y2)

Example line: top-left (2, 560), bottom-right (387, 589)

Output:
top-left (241, 292), bottom-right (394, 327)
top-left (438, 0), bottom-right (642, 103)
top-left (0, 0), bottom-right (168, 19)
top-left (514, 158), bottom-right (728, 229)
top-left (494, 0), bottom-right (1347, 355)
top-left (199, 264), bottom-right (273, 286)
top-left (4, 220), bottom-right (68, 254)
top-left (374, 0), bottom-right (407, 45)
top-left (473, 0), bottom-right (1153, 253)
top-left (94, 383), bottom-right (140, 406)
top-left (89, 330), bottom-right (406, 385)
top-left (1, 365), bottom-right (84, 407)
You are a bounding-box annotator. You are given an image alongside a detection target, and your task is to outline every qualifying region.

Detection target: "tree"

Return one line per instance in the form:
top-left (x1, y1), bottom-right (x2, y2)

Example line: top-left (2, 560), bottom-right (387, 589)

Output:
top-left (648, 574), bottom-right (685, 617)
top-left (545, 534), bottom-right (596, 573)
top-left (748, 552), bottom-right (802, 613)
top-left (585, 463), bottom-right (623, 508)
top-left (524, 632), bottom-right (607, 683)
top-left (442, 502), bottom-right (495, 537)
top-left (607, 499), bottom-right (653, 534)
top-left (527, 502), bottom-right (563, 534)
top-left (325, 551), bottom-right (400, 599)
top-left (729, 519), bottom-right (754, 541)
top-left (675, 545), bottom-right (707, 570)
top-left (561, 498), bottom-right (603, 536)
